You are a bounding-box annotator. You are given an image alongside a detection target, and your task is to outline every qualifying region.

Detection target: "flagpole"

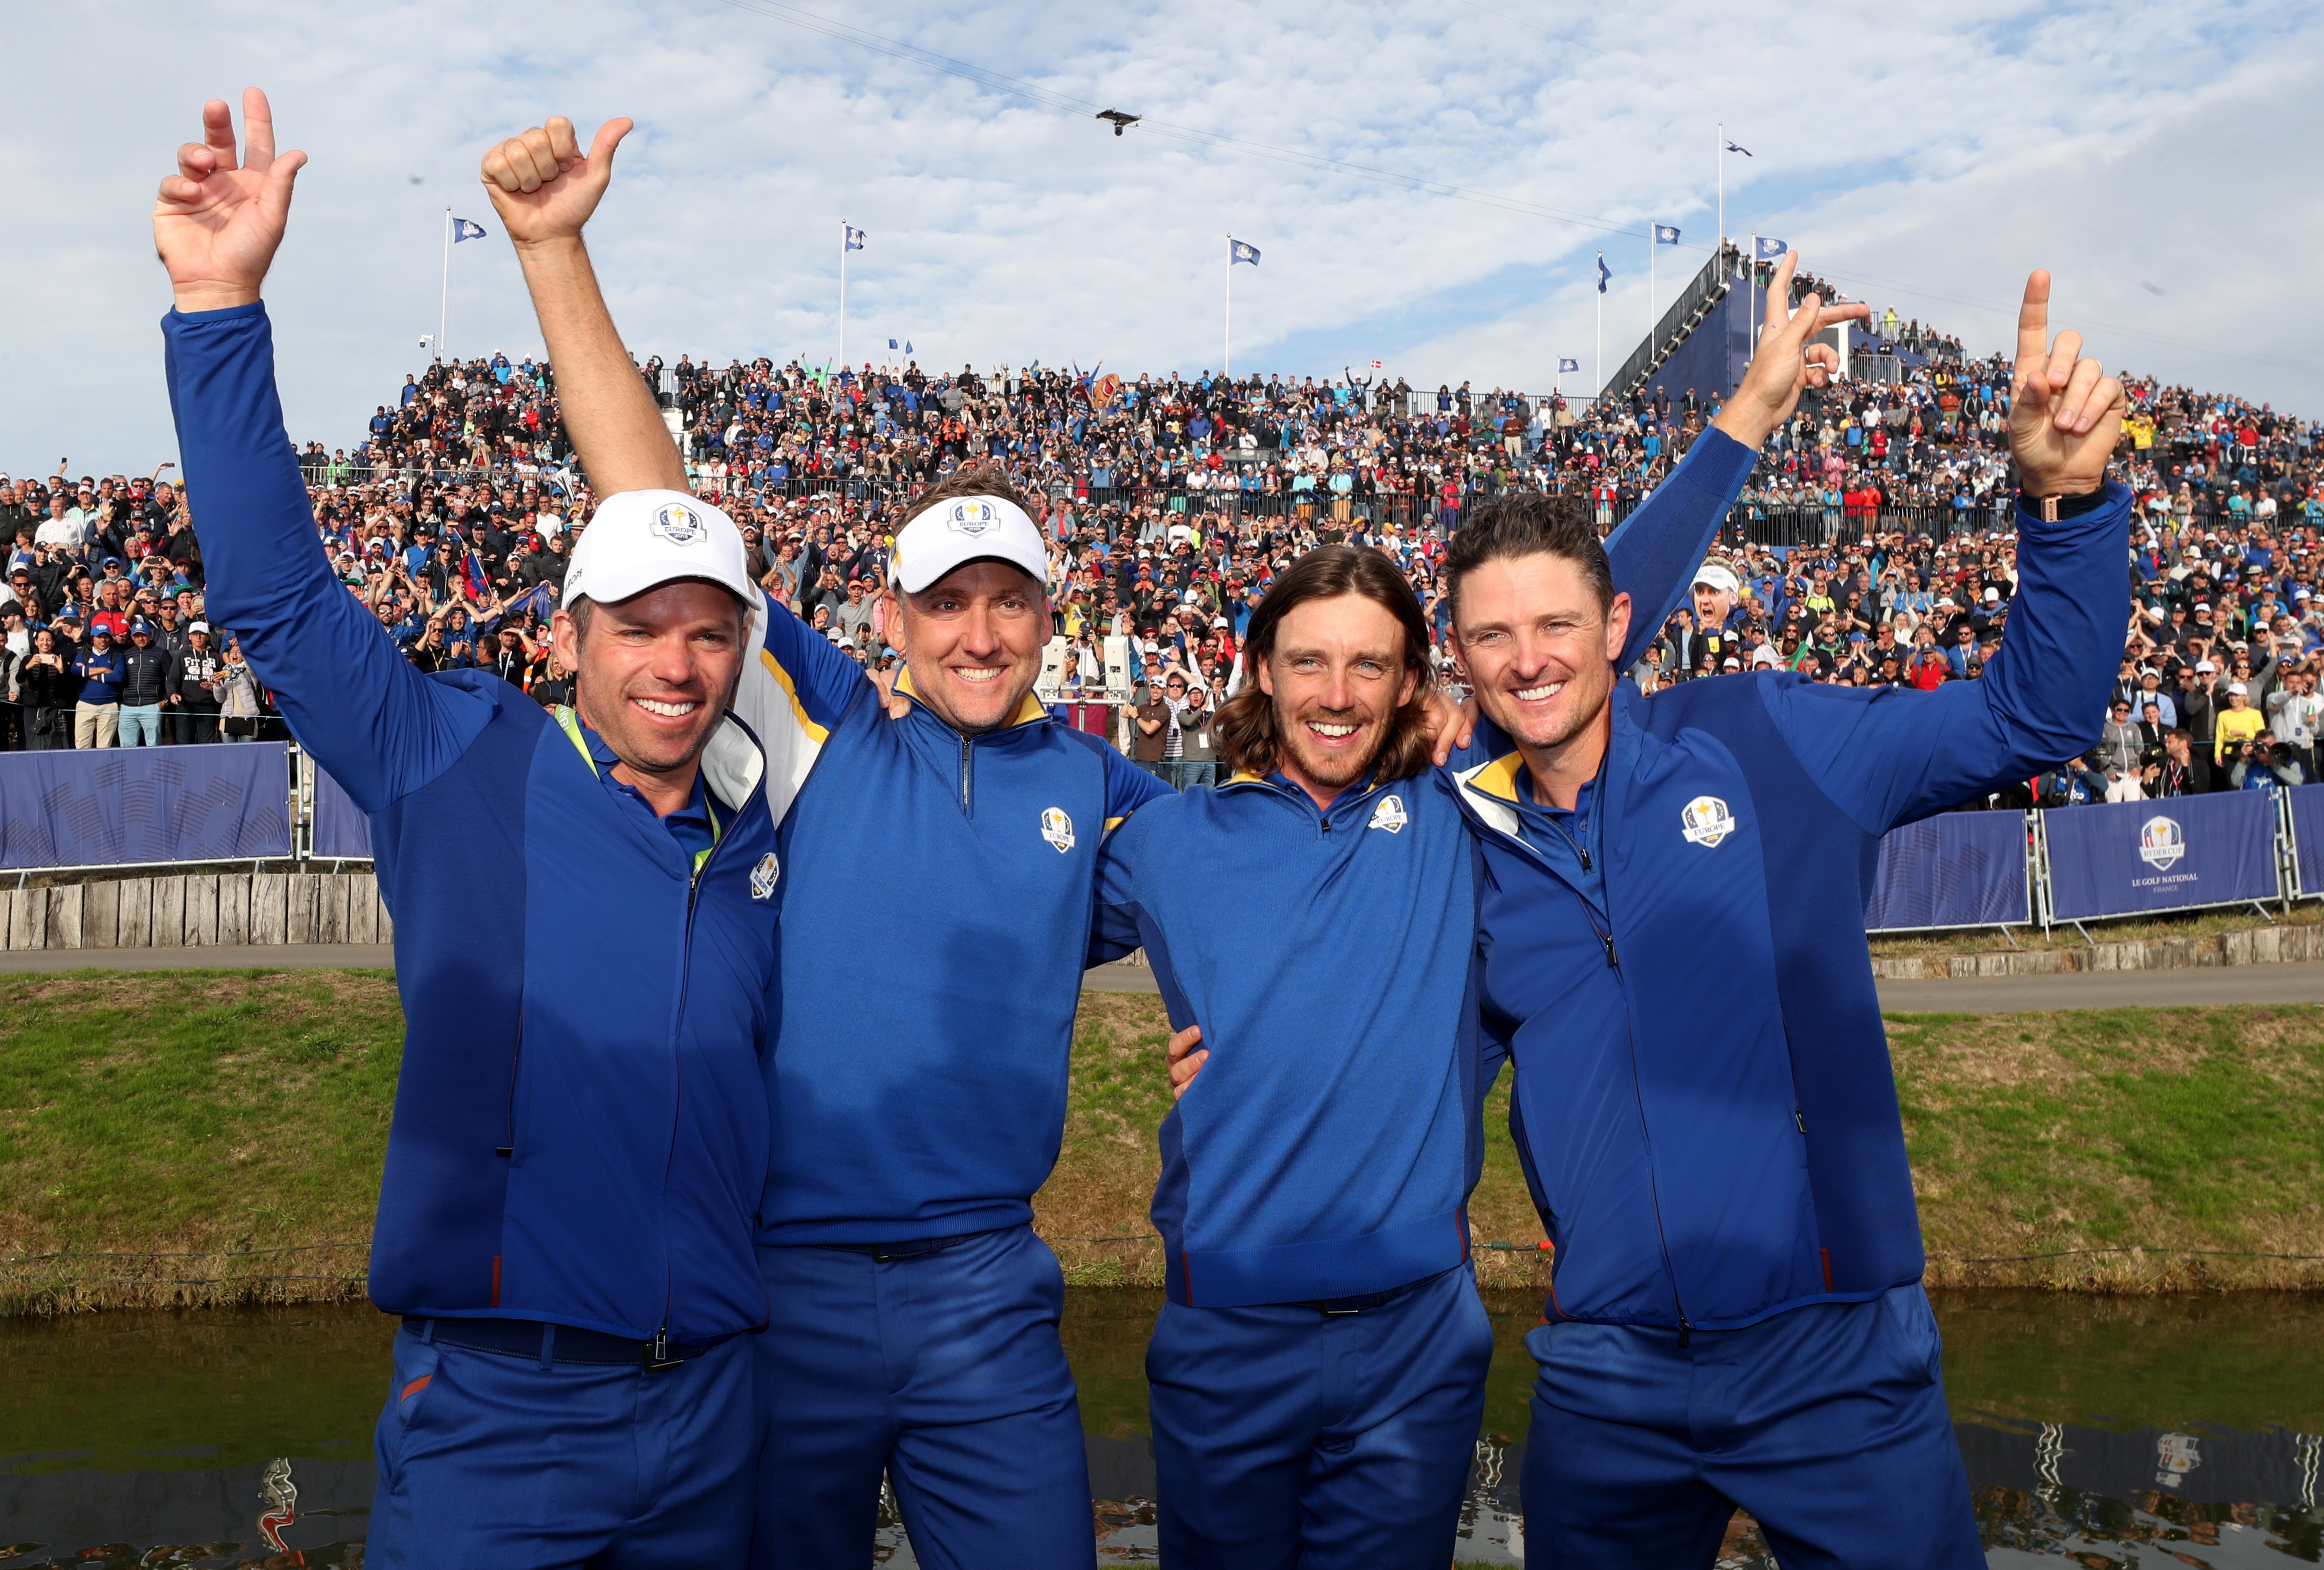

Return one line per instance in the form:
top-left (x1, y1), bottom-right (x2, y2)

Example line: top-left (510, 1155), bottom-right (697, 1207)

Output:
top-left (1224, 234), bottom-right (1232, 378)
top-left (1647, 222), bottom-right (1654, 360)
top-left (1595, 250), bottom-right (1603, 405)
top-left (1718, 123), bottom-right (1725, 263)
top-left (437, 208), bottom-right (450, 364)
top-left (838, 221), bottom-right (848, 373)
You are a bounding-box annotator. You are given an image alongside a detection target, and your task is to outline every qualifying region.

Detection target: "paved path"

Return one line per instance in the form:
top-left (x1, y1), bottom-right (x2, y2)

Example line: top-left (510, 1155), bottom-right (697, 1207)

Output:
top-left (1875, 960), bottom-right (2324, 1014)
top-left (11, 946), bottom-right (2324, 1014)
top-left (0, 943), bottom-right (395, 974)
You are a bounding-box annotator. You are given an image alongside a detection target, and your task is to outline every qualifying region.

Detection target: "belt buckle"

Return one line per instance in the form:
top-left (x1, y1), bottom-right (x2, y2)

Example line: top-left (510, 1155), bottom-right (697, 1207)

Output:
top-left (642, 1330), bottom-right (683, 1372)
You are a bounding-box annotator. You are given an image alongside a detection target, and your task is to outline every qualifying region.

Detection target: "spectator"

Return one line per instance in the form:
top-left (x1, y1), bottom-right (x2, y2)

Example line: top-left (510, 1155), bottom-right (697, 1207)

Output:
top-left (168, 621), bottom-right (223, 743)
top-left (1174, 681), bottom-right (1217, 789)
top-left (1129, 679), bottom-right (1171, 781)
top-left (217, 636), bottom-right (263, 741)
top-left (13, 625), bottom-right (75, 749)
top-left (116, 620), bottom-right (171, 746)
top-left (71, 622), bottom-right (122, 747)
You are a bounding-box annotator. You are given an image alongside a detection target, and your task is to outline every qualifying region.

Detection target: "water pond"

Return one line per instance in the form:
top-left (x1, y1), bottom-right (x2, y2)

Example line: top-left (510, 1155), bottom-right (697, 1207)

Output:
top-left (2, 1288), bottom-right (2318, 1566)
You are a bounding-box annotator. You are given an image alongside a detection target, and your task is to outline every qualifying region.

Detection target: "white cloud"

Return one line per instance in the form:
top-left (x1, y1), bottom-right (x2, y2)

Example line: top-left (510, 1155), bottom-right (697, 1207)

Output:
top-left (3, 0), bottom-right (2316, 478)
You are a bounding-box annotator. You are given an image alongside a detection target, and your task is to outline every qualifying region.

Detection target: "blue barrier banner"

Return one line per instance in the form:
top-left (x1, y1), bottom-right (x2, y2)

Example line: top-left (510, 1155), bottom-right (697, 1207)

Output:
top-left (311, 763), bottom-right (375, 860)
top-left (2042, 792), bottom-right (2280, 922)
top-left (0, 742), bottom-right (293, 870)
top-left (2287, 784), bottom-right (2324, 897)
top-left (1863, 811), bottom-right (2029, 931)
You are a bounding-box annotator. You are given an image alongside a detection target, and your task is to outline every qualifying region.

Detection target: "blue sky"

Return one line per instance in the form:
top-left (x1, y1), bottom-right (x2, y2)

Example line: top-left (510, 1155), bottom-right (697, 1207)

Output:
top-left (6, 0), bottom-right (2320, 474)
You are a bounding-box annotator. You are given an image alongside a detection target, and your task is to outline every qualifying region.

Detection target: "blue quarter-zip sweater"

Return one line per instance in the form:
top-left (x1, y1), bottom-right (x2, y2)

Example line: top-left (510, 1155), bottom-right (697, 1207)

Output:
top-left (163, 304), bottom-right (785, 1343)
top-left (1453, 484), bottom-right (2132, 1332)
top-left (738, 609), bottom-right (1171, 1245)
top-left (1092, 429), bottom-right (1759, 1307)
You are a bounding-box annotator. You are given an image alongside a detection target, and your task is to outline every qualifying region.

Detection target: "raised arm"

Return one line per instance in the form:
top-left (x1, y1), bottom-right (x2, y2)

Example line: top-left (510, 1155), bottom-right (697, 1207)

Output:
top-left (154, 89), bottom-right (489, 811)
top-left (1767, 271), bottom-right (2132, 833)
top-left (1603, 251), bottom-right (1867, 669)
top-left (478, 115), bottom-right (868, 802)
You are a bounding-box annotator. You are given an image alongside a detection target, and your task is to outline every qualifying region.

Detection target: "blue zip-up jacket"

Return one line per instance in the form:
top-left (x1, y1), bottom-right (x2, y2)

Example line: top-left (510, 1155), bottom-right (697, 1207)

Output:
top-left (163, 304), bottom-right (787, 1343)
top-left (740, 605), bottom-right (1171, 1245)
top-left (1091, 430), bottom-right (1758, 1307)
top-left (1452, 485), bottom-right (2132, 1332)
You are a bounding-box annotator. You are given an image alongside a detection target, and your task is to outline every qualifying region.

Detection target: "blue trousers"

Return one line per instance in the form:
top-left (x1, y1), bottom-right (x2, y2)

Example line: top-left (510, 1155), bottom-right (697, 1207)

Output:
top-left (1522, 1282), bottom-right (1981, 1569)
top-left (1148, 1264), bottom-right (1494, 1570)
top-left (369, 1321), bottom-right (757, 1569)
top-left (751, 1224), bottom-right (1094, 1570)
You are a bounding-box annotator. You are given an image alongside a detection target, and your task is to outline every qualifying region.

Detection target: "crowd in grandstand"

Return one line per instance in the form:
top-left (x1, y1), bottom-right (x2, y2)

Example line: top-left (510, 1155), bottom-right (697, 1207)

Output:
top-left (6, 273), bottom-right (2321, 807)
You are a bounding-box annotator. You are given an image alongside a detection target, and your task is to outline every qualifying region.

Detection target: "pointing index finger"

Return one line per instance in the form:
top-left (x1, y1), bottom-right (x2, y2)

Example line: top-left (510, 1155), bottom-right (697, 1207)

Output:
top-left (2015, 270), bottom-right (2052, 383)
top-left (242, 86), bottom-right (277, 172)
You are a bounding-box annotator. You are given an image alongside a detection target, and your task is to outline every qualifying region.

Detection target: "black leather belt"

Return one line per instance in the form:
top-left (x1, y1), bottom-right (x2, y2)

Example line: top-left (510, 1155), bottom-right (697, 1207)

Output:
top-left (405, 1316), bottom-right (733, 1372)
top-left (820, 1229), bottom-right (996, 1263)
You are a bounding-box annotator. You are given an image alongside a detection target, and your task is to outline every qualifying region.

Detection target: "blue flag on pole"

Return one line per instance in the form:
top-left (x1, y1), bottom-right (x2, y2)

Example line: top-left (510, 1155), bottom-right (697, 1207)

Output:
top-left (453, 218), bottom-right (488, 242)
top-left (1654, 224), bottom-right (1682, 245)
top-left (888, 339), bottom-right (898, 350)
top-left (1755, 236), bottom-right (1789, 259)
top-left (1558, 358), bottom-right (1580, 373)
top-left (1229, 238), bottom-right (1261, 266)
top-left (1596, 255), bottom-right (1611, 293)
top-left (844, 225), bottom-right (866, 251)
top-left (905, 341), bottom-right (913, 354)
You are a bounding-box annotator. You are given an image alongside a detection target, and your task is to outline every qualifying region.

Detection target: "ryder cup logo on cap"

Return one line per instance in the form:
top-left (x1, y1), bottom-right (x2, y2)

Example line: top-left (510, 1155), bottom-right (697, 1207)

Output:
top-left (565, 489), bottom-right (755, 609)
top-left (890, 492), bottom-right (1050, 595)
top-left (947, 499), bottom-right (1003, 538)
top-left (651, 502), bottom-right (706, 545)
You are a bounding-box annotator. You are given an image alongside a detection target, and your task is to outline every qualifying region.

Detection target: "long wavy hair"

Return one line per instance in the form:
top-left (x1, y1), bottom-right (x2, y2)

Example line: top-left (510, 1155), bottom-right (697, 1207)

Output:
top-left (1211, 544), bottom-right (1436, 782)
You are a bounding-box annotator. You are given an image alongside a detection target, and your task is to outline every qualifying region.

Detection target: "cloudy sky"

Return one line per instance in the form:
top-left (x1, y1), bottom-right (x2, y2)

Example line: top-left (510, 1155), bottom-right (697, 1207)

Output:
top-left (8, 0), bottom-right (2320, 474)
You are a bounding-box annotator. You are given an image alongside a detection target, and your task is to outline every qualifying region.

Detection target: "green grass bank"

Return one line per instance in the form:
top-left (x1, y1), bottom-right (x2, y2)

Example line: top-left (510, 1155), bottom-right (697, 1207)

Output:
top-left (2, 971), bottom-right (2319, 1313)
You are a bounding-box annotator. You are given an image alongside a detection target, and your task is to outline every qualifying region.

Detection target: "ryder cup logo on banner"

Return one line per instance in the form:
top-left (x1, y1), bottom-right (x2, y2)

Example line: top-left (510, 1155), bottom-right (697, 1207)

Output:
top-left (651, 502), bottom-right (705, 544)
top-left (749, 851), bottom-right (780, 901)
top-left (1368, 794), bottom-right (1409, 833)
top-left (948, 500), bottom-right (1002, 538)
top-left (1680, 795), bottom-right (1736, 848)
top-left (2138, 815), bottom-right (2186, 871)
top-left (1041, 807), bottom-right (1076, 853)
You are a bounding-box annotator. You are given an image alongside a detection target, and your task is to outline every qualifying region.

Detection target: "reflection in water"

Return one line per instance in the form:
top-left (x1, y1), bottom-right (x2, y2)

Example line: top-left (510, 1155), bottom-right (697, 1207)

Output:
top-left (4, 1291), bottom-right (2322, 1566)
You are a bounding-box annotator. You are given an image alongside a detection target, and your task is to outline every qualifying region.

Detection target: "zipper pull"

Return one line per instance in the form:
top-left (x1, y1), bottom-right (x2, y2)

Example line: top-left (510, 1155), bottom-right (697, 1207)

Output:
top-left (1795, 1109), bottom-right (1807, 1134)
top-left (1602, 933), bottom-right (1618, 969)
top-left (1678, 1318), bottom-right (1692, 1349)
top-left (1579, 846), bottom-right (1591, 870)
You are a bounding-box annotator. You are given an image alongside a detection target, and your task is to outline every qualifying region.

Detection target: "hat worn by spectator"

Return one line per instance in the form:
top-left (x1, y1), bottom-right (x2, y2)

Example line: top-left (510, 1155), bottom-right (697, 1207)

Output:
top-left (190, 621), bottom-right (212, 634)
top-left (564, 489), bottom-right (756, 608)
top-left (2228, 681), bottom-right (2249, 695)
top-left (889, 495), bottom-right (1048, 594)
top-left (2196, 660), bottom-right (2216, 673)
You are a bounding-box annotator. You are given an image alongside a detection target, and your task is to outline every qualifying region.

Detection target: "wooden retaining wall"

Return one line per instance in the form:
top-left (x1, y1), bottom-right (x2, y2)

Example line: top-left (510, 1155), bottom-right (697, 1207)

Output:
top-left (0, 874), bottom-right (391, 951)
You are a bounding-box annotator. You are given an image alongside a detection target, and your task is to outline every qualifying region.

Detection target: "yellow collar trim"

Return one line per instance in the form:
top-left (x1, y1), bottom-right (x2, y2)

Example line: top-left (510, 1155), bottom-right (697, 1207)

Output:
top-left (892, 667), bottom-right (1048, 728)
top-left (1464, 752), bottom-right (1526, 804)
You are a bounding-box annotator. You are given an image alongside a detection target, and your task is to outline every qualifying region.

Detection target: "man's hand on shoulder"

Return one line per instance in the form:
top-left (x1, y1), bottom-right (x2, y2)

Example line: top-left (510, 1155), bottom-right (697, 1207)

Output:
top-left (479, 116), bottom-right (632, 252)
top-left (153, 88), bottom-right (306, 313)
top-left (2008, 270), bottom-right (2128, 502)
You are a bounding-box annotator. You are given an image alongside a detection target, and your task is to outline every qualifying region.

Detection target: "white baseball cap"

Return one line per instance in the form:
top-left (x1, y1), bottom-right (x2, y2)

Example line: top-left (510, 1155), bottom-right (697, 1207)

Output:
top-left (889, 494), bottom-right (1049, 594)
top-left (564, 489), bottom-right (755, 608)
top-left (2228, 681), bottom-right (2249, 695)
top-left (1692, 562), bottom-right (1740, 596)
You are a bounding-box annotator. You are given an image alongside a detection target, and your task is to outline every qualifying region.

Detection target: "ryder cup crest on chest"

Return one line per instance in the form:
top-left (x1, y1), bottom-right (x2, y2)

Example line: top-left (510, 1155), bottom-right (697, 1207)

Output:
top-left (1680, 794), bottom-right (1737, 849)
top-left (1368, 794), bottom-right (1409, 833)
top-left (1041, 807), bottom-right (1076, 853)
top-left (749, 851), bottom-right (780, 901)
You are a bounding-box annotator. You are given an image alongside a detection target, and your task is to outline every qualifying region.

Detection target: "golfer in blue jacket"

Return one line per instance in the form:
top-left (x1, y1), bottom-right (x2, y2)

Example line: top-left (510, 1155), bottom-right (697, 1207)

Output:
top-left (155, 92), bottom-right (789, 1567)
top-left (1442, 270), bottom-right (2130, 1567)
top-left (1092, 255), bottom-right (1863, 1569)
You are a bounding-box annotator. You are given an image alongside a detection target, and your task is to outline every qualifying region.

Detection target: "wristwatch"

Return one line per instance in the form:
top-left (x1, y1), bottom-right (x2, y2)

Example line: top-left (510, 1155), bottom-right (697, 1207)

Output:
top-left (2024, 486), bottom-right (2106, 522)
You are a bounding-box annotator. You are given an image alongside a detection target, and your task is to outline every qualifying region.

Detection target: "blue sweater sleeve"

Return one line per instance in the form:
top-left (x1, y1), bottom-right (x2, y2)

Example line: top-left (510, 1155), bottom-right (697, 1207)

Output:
top-left (163, 304), bottom-right (491, 812)
top-left (1084, 747), bottom-right (1176, 964)
top-left (1603, 426), bottom-right (1756, 670)
top-left (1764, 483), bottom-right (2134, 834)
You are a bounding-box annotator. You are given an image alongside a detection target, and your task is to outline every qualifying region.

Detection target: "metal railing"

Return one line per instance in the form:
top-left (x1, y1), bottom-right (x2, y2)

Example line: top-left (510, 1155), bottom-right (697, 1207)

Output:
top-left (1598, 249), bottom-right (1740, 408)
